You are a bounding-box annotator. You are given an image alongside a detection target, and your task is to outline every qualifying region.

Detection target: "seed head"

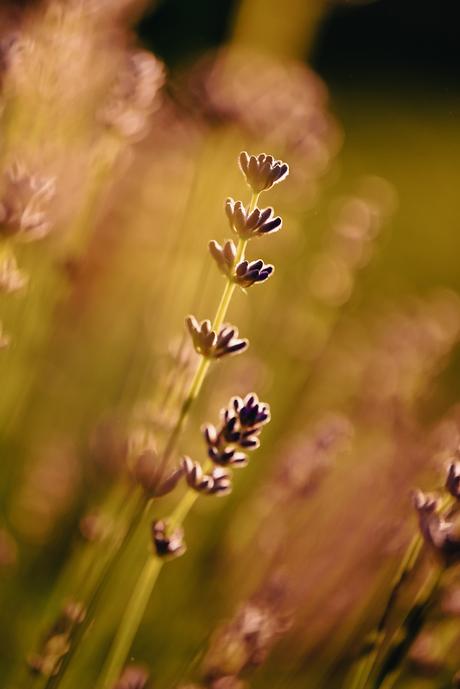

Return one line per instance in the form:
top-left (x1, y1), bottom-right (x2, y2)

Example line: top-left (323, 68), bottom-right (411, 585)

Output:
top-left (239, 152), bottom-right (289, 194)
top-left (203, 393), bottom-right (270, 467)
top-left (446, 462), bottom-right (460, 499)
top-left (152, 519), bottom-right (186, 559)
top-left (181, 456), bottom-right (232, 496)
top-left (225, 198), bottom-right (282, 240)
top-left (186, 315), bottom-right (248, 359)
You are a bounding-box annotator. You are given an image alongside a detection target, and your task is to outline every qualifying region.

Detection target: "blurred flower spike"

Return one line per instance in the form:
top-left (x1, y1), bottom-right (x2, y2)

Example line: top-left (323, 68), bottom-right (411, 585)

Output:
top-left (99, 50), bottom-right (165, 141)
top-left (0, 254), bottom-right (28, 294)
top-left (0, 162), bottom-right (55, 242)
top-left (413, 490), bottom-right (460, 567)
top-left (112, 664), bottom-right (150, 689)
top-left (446, 461), bottom-right (460, 499)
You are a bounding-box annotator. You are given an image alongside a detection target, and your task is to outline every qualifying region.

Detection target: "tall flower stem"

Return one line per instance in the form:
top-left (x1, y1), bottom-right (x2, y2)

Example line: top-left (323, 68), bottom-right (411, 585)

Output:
top-left (346, 494), bottom-right (452, 689)
top-left (373, 565), bottom-right (443, 689)
top-left (95, 194), bottom-right (258, 689)
top-left (160, 195), bottom-right (256, 467)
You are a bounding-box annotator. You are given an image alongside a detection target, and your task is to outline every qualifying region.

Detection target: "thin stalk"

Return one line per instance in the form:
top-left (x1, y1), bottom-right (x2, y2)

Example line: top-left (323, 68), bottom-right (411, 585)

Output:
top-left (95, 461), bottom-right (207, 689)
top-left (40, 493), bottom-right (148, 689)
top-left (96, 194), bottom-right (258, 689)
top-left (346, 494), bottom-right (452, 689)
top-left (373, 566), bottom-right (444, 689)
top-left (94, 556), bottom-right (163, 689)
top-left (346, 535), bottom-right (423, 689)
top-left (159, 193), bottom-right (256, 467)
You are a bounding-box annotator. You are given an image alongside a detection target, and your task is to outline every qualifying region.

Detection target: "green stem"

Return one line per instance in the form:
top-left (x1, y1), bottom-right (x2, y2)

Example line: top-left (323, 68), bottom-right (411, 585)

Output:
top-left (95, 193), bottom-right (258, 688)
top-left (374, 566), bottom-right (443, 689)
top-left (160, 193), bottom-right (257, 467)
top-left (96, 467), bottom-right (211, 689)
top-left (346, 494), bottom-right (452, 689)
top-left (346, 536), bottom-right (422, 689)
top-left (95, 557), bottom-right (163, 689)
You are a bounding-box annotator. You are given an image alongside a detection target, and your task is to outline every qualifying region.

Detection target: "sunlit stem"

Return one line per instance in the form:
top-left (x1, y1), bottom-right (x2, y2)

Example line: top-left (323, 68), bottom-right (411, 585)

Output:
top-left (96, 556), bottom-right (163, 689)
top-left (161, 192), bottom-right (258, 466)
top-left (96, 192), bottom-right (259, 689)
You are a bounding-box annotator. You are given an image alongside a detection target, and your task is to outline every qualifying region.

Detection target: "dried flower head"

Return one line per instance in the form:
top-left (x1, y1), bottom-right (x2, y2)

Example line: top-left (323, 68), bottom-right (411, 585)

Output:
top-left (181, 456), bottom-right (232, 496)
top-left (186, 316), bottom-right (248, 359)
top-left (239, 152), bottom-right (289, 194)
top-left (446, 461), bottom-right (460, 499)
top-left (133, 449), bottom-right (184, 498)
top-left (208, 241), bottom-right (273, 289)
top-left (113, 664), bottom-right (150, 689)
top-left (0, 162), bottom-right (55, 242)
top-left (413, 490), bottom-right (460, 566)
top-left (152, 519), bottom-right (186, 559)
top-left (204, 394), bottom-right (270, 467)
top-left (225, 198), bottom-right (282, 240)
top-left (0, 254), bottom-right (28, 293)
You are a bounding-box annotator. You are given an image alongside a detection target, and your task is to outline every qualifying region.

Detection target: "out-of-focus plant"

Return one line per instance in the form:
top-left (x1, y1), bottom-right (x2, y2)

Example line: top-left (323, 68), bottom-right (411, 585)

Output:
top-left (1, 1), bottom-right (460, 689)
